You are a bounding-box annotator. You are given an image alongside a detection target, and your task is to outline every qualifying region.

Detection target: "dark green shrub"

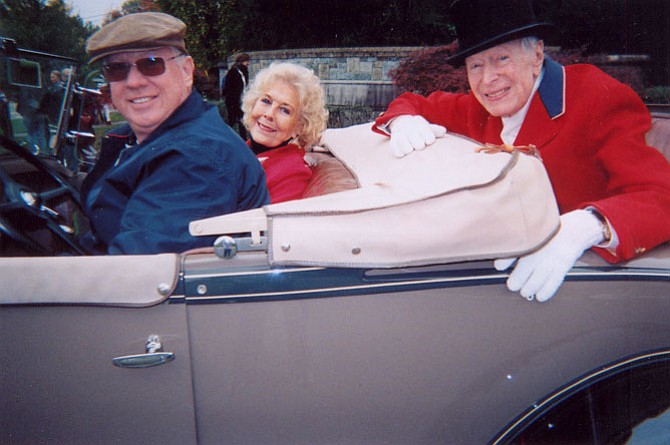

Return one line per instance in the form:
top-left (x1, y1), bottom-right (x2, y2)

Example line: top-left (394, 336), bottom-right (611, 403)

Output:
top-left (327, 105), bottom-right (382, 128)
top-left (642, 86), bottom-right (670, 104)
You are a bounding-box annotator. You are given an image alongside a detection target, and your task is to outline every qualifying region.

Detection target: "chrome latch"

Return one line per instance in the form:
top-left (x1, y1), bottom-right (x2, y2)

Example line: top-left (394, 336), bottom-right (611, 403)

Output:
top-left (112, 334), bottom-right (175, 369)
top-left (214, 235), bottom-right (267, 259)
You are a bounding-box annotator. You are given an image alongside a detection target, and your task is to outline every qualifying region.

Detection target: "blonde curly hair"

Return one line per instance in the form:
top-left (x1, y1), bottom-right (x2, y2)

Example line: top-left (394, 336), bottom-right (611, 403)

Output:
top-left (242, 62), bottom-right (328, 150)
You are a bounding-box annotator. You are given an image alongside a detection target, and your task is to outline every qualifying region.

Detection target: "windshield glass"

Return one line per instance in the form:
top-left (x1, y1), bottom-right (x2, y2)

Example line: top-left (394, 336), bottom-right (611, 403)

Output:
top-left (0, 52), bottom-right (77, 157)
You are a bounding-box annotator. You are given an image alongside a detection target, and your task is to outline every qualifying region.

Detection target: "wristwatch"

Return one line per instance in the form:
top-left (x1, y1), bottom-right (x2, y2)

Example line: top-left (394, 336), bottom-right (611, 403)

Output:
top-left (587, 209), bottom-right (612, 243)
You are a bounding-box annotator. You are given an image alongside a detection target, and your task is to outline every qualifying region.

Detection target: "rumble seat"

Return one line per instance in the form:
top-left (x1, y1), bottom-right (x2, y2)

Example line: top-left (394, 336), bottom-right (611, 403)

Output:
top-left (301, 151), bottom-right (358, 198)
top-left (302, 112), bottom-right (670, 198)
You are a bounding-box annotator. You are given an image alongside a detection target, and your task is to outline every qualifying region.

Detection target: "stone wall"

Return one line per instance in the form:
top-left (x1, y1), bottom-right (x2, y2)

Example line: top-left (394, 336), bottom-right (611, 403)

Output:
top-left (227, 47), bottom-right (422, 108)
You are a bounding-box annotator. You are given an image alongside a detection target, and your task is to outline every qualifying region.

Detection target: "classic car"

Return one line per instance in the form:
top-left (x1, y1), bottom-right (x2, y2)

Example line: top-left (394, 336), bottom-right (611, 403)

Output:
top-left (2, 40), bottom-right (670, 445)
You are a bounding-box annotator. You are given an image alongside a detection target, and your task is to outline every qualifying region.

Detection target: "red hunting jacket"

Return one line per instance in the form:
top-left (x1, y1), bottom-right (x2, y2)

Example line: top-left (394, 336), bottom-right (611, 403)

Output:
top-left (374, 59), bottom-right (670, 262)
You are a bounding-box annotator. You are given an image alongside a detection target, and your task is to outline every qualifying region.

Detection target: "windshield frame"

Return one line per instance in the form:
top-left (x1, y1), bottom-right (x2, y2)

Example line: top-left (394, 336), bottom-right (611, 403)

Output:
top-left (0, 38), bottom-right (79, 158)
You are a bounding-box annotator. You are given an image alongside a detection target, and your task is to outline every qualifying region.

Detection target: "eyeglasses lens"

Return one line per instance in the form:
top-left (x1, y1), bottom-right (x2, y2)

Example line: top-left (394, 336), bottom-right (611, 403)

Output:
top-left (102, 57), bottom-right (167, 82)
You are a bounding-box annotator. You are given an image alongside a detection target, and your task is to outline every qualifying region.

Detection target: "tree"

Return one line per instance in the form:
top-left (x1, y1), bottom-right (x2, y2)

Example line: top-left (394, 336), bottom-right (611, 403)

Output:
top-left (0, 0), bottom-right (95, 62)
top-left (156, 0), bottom-right (232, 69)
top-left (389, 42), bottom-right (467, 96)
top-left (152, 0), bottom-right (454, 64)
top-left (103, 0), bottom-right (160, 25)
top-left (106, 0), bottom-right (237, 72)
top-left (221, 0), bottom-right (453, 49)
top-left (535, 0), bottom-right (669, 85)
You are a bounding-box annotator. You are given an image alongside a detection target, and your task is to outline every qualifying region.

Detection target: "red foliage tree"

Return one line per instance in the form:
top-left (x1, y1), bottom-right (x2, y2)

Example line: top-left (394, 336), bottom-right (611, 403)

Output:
top-left (389, 41), bottom-right (467, 96)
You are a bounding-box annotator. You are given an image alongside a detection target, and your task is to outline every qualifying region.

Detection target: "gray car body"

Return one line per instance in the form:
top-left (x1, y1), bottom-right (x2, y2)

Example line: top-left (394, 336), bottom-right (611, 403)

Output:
top-left (2, 246), bottom-right (670, 444)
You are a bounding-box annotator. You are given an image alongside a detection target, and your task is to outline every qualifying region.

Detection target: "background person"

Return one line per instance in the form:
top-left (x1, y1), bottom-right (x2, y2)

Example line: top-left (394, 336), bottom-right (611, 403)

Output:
top-left (40, 69), bottom-right (64, 125)
top-left (242, 62), bottom-right (328, 203)
top-left (373, 0), bottom-right (670, 302)
top-left (223, 53), bottom-right (250, 139)
top-left (81, 12), bottom-right (269, 254)
top-left (49, 69), bottom-right (61, 86)
top-left (60, 68), bottom-right (73, 87)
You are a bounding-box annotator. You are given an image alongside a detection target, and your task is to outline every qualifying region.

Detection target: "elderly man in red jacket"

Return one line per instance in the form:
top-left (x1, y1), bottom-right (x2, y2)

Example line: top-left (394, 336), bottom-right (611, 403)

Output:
top-left (374, 0), bottom-right (670, 302)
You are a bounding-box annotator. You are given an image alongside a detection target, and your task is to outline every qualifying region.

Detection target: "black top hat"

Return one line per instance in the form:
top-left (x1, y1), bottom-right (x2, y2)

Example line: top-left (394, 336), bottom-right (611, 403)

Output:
top-left (447, 0), bottom-right (555, 66)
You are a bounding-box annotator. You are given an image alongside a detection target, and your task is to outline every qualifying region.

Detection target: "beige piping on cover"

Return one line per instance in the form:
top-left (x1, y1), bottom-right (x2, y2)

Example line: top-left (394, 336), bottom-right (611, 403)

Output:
top-left (0, 253), bottom-right (179, 306)
top-left (191, 124), bottom-right (560, 268)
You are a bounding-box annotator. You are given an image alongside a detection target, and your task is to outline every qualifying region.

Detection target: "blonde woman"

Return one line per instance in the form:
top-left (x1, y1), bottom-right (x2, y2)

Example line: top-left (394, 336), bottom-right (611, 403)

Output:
top-left (242, 62), bottom-right (328, 203)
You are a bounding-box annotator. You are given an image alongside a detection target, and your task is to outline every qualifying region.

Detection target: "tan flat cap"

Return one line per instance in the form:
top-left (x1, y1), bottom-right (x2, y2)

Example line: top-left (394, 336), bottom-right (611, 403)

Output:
top-left (86, 12), bottom-right (187, 63)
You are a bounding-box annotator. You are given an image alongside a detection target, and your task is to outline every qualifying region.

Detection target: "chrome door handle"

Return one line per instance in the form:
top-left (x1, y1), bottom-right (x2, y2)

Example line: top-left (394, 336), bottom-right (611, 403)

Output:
top-left (112, 335), bottom-right (175, 369)
top-left (112, 352), bottom-right (175, 368)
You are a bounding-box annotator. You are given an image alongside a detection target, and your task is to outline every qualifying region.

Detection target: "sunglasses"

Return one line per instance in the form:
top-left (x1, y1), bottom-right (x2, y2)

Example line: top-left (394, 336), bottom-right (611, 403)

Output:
top-left (102, 54), bottom-right (186, 82)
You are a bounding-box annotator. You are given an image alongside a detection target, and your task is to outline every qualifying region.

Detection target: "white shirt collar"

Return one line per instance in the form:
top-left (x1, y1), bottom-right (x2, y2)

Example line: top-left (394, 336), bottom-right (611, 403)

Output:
top-left (500, 68), bottom-right (545, 145)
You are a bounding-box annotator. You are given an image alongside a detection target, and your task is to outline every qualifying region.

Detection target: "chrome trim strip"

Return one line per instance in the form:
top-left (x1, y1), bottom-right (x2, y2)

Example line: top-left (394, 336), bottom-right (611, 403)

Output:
top-left (568, 269), bottom-right (670, 279)
top-left (184, 268), bottom-right (670, 302)
top-left (186, 265), bottom-right (670, 282)
top-left (186, 266), bottom-right (324, 280)
top-left (185, 273), bottom-right (509, 302)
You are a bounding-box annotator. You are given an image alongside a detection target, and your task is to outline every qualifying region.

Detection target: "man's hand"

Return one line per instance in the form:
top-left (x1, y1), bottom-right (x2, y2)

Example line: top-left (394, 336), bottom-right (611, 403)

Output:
top-left (494, 209), bottom-right (606, 302)
top-left (388, 115), bottom-right (446, 158)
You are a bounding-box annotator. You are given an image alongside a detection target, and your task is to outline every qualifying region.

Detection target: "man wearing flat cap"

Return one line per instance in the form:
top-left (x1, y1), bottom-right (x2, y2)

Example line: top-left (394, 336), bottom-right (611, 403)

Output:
top-left (374, 0), bottom-right (670, 302)
top-left (81, 12), bottom-right (269, 254)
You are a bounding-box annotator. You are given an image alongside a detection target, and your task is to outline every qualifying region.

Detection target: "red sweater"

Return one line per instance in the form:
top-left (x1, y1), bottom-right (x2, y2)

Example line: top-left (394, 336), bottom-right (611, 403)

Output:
top-left (254, 143), bottom-right (312, 203)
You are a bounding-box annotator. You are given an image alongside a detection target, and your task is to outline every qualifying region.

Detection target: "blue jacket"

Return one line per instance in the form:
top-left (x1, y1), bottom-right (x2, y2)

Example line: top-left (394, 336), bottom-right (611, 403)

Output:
top-left (80, 91), bottom-right (269, 254)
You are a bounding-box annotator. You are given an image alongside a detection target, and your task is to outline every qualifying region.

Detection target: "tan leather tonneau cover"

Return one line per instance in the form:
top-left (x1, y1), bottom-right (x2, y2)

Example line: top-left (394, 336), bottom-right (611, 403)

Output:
top-left (191, 123), bottom-right (560, 268)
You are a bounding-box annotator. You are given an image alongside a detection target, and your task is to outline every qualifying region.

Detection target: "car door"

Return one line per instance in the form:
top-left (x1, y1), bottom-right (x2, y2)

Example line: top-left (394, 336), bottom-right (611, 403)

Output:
top-left (181, 249), bottom-right (670, 445)
top-left (0, 254), bottom-right (197, 445)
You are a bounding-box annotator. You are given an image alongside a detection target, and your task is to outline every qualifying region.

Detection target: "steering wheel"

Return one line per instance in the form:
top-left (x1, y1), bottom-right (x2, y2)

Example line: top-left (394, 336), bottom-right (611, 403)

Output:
top-left (0, 134), bottom-right (90, 255)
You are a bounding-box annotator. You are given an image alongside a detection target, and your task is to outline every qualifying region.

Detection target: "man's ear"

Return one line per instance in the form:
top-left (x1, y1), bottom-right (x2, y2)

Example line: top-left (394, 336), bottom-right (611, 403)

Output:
top-left (182, 56), bottom-right (196, 88)
top-left (532, 40), bottom-right (545, 75)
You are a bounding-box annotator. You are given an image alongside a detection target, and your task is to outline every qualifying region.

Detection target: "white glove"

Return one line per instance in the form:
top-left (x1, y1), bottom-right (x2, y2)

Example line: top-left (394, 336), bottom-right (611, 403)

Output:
top-left (388, 115), bottom-right (447, 158)
top-left (494, 209), bottom-right (606, 302)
